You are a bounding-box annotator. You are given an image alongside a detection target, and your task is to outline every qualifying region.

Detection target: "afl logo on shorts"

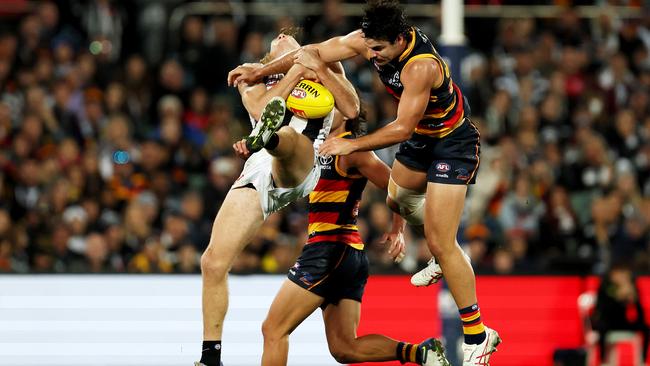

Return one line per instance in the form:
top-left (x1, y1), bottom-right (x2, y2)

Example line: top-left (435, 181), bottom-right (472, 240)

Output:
top-left (291, 88), bottom-right (307, 99)
top-left (319, 154), bottom-right (333, 166)
top-left (436, 162), bottom-right (451, 172)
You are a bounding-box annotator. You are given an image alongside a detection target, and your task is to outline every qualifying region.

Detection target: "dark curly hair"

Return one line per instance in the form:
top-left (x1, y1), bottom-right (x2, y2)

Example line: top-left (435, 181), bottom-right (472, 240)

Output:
top-left (361, 0), bottom-right (410, 43)
top-left (345, 97), bottom-right (368, 138)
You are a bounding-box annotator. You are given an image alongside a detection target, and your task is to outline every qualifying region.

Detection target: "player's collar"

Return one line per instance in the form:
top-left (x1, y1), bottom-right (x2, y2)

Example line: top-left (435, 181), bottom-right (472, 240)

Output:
top-left (398, 27), bottom-right (417, 62)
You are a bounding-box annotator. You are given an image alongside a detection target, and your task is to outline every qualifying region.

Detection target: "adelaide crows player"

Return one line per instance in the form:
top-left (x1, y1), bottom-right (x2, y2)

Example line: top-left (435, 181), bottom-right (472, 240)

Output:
top-left (260, 109), bottom-right (450, 366)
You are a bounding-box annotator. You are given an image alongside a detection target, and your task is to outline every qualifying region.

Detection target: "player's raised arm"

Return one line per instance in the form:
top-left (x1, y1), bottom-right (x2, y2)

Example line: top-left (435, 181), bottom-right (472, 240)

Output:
top-left (346, 150), bottom-right (406, 262)
top-left (237, 64), bottom-right (307, 121)
top-left (304, 30), bottom-right (368, 63)
top-left (230, 30), bottom-right (366, 87)
top-left (294, 47), bottom-right (360, 119)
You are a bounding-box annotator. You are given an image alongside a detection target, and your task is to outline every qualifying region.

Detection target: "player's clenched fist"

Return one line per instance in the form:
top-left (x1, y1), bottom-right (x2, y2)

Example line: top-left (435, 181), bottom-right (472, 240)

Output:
top-left (232, 139), bottom-right (251, 159)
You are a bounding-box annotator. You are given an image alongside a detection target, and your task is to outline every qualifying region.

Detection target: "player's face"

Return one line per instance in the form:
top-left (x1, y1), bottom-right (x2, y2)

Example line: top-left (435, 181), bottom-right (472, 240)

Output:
top-left (364, 36), bottom-right (405, 66)
top-left (269, 33), bottom-right (300, 60)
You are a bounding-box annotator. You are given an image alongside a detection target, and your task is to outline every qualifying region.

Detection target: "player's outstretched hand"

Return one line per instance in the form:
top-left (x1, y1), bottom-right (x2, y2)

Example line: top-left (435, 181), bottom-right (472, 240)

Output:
top-left (228, 63), bottom-right (262, 87)
top-left (233, 139), bottom-right (251, 159)
top-left (381, 231), bottom-right (406, 263)
top-left (318, 137), bottom-right (355, 156)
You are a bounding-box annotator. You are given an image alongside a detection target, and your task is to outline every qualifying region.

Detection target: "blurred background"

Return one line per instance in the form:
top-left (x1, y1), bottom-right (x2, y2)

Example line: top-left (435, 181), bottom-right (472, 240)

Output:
top-left (0, 0), bottom-right (648, 277)
top-left (0, 1), bottom-right (648, 365)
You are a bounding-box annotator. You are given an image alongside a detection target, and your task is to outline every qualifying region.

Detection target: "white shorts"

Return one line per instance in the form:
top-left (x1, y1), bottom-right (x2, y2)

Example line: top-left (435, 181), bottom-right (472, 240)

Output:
top-left (234, 111), bottom-right (333, 218)
top-left (231, 148), bottom-right (320, 219)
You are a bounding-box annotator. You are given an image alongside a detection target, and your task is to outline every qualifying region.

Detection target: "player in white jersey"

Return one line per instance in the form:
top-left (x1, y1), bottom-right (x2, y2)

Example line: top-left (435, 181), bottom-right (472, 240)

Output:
top-left (196, 29), bottom-right (360, 366)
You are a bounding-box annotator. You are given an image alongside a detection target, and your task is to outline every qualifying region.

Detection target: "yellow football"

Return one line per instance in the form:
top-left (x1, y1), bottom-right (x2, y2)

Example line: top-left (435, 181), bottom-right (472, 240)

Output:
top-left (286, 80), bottom-right (335, 119)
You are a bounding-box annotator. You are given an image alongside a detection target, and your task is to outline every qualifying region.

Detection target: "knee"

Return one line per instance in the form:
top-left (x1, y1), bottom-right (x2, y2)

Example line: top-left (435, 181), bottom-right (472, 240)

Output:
top-left (200, 249), bottom-right (229, 282)
top-left (424, 228), bottom-right (456, 258)
top-left (278, 126), bottom-right (296, 136)
top-left (387, 178), bottom-right (425, 226)
top-left (277, 126), bottom-right (298, 146)
top-left (261, 318), bottom-right (283, 343)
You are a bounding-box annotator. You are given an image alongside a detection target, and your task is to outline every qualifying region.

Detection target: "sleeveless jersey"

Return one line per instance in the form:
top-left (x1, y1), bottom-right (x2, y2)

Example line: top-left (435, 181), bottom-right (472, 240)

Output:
top-left (372, 27), bottom-right (469, 138)
top-left (306, 132), bottom-right (367, 250)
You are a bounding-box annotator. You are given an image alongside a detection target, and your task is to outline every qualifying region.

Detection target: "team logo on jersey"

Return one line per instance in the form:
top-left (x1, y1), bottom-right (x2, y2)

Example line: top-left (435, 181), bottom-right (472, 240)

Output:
top-left (436, 162), bottom-right (450, 172)
top-left (388, 71), bottom-right (402, 88)
top-left (319, 154), bottom-right (333, 166)
top-left (416, 28), bottom-right (430, 44)
top-left (291, 88), bottom-right (307, 99)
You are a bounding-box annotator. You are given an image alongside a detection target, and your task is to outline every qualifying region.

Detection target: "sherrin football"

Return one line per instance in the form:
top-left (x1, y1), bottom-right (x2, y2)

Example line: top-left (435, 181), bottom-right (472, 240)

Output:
top-left (286, 80), bottom-right (335, 119)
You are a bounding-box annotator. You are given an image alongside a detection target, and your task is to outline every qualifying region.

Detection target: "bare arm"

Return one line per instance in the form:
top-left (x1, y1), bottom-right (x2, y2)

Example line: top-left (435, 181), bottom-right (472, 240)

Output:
top-left (319, 62), bottom-right (359, 119)
top-left (345, 152), bottom-right (405, 234)
top-left (343, 151), bottom-right (406, 259)
top-left (230, 30), bottom-right (367, 86)
top-left (350, 60), bottom-right (438, 150)
top-left (346, 150), bottom-right (390, 190)
top-left (237, 65), bottom-right (304, 121)
top-left (319, 59), bottom-right (442, 156)
top-left (307, 30), bottom-right (368, 63)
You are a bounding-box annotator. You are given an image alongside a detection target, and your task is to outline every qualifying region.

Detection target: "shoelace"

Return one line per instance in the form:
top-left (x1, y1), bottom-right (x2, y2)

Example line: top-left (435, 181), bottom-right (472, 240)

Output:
top-left (465, 333), bottom-right (494, 366)
top-left (421, 258), bottom-right (442, 280)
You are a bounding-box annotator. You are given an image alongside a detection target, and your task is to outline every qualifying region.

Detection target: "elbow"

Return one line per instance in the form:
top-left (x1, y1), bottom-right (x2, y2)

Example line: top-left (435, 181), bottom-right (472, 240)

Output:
top-left (393, 125), bottom-right (412, 142)
top-left (340, 101), bottom-right (360, 120)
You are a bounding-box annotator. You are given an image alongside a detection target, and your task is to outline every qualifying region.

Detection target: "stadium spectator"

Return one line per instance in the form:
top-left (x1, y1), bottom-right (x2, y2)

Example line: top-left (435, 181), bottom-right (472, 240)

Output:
top-left (592, 263), bottom-right (650, 363)
top-left (0, 1), bottom-right (647, 276)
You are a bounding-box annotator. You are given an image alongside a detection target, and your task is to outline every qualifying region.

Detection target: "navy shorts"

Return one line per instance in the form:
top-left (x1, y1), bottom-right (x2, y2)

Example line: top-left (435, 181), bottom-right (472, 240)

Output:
top-left (287, 242), bottom-right (368, 309)
top-left (395, 118), bottom-right (481, 184)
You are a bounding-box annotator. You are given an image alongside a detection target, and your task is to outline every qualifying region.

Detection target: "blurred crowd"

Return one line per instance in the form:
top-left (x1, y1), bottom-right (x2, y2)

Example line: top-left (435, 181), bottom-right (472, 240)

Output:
top-left (0, 0), bottom-right (648, 275)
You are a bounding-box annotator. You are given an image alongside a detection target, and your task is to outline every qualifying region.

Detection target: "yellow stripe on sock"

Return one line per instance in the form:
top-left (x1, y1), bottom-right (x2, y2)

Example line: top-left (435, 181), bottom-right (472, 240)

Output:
top-left (409, 343), bottom-right (419, 362)
top-left (463, 323), bottom-right (486, 335)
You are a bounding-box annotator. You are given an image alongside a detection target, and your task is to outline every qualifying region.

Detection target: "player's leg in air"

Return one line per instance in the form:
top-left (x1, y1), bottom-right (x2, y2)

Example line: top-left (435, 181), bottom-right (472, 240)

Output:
top-left (197, 98), bottom-right (283, 366)
top-left (198, 33), bottom-right (306, 366)
top-left (235, 96), bottom-right (318, 191)
top-left (197, 30), bottom-right (360, 366)
top-left (385, 169), bottom-right (471, 288)
top-left (384, 161), bottom-right (464, 288)
top-left (387, 121), bottom-right (501, 363)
